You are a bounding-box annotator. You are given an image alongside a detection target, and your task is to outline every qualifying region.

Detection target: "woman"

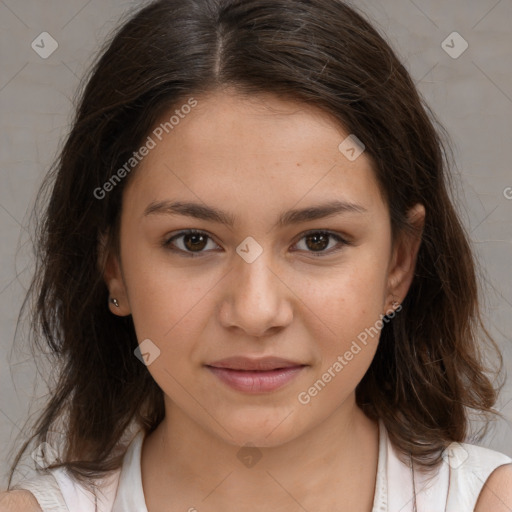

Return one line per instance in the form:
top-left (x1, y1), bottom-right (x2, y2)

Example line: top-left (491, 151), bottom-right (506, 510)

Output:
top-left (2, 0), bottom-right (511, 510)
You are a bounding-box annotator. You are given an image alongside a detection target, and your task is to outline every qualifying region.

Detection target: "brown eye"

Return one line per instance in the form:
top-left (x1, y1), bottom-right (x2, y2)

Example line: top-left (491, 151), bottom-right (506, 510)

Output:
top-left (182, 232), bottom-right (208, 251)
top-left (293, 231), bottom-right (348, 256)
top-left (163, 229), bottom-right (219, 256)
top-left (305, 232), bottom-right (330, 251)
top-left (163, 229), bottom-right (349, 258)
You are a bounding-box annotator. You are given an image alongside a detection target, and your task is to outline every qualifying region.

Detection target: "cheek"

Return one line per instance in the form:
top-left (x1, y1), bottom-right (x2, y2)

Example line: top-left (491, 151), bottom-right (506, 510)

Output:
top-left (118, 231), bottom-right (209, 341)
top-left (122, 255), bottom-right (214, 396)
top-left (126, 265), bottom-right (212, 343)
top-left (293, 270), bottom-right (385, 409)
top-left (292, 257), bottom-right (389, 405)
top-left (299, 257), bottom-right (388, 346)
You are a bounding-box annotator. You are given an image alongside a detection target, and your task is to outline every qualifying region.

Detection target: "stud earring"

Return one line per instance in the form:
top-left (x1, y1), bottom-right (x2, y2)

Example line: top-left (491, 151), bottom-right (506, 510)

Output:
top-left (391, 299), bottom-right (400, 309)
top-left (110, 297), bottom-right (120, 308)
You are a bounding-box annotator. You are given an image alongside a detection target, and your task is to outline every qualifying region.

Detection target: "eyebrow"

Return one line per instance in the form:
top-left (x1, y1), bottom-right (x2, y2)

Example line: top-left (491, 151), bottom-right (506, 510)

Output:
top-left (143, 199), bottom-right (368, 229)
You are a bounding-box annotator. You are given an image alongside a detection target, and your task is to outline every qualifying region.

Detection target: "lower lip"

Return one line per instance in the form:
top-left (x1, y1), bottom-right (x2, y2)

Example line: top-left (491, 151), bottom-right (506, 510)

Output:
top-left (206, 366), bottom-right (306, 393)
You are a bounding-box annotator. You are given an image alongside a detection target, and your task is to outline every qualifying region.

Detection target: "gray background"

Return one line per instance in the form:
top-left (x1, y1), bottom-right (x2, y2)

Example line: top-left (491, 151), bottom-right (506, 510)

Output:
top-left (1, 0), bottom-right (511, 490)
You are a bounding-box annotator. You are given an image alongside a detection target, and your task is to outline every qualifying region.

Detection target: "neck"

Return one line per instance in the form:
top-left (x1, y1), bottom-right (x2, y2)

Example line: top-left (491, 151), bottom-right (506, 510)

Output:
top-left (142, 392), bottom-right (378, 511)
top-left (141, 394), bottom-right (379, 511)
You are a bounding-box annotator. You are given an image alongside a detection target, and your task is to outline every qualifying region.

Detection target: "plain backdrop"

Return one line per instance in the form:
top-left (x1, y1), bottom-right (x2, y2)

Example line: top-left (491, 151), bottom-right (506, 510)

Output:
top-left (1, 0), bottom-right (511, 490)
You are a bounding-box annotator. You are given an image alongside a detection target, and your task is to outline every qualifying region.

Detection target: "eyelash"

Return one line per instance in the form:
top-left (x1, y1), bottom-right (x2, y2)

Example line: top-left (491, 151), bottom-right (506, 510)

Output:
top-left (162, 229), bottom-right (350, 258)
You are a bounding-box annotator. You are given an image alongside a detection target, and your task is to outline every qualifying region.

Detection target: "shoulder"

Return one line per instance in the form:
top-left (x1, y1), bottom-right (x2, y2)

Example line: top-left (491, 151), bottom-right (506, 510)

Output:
top-left (446, 440), bottom-right (512, 473)
top-left (474, 463), bottom-right (512, 512)
top-left (444, 441), bottom-right (512, 511)
top-left (0, 490), bottom-right (42, 511)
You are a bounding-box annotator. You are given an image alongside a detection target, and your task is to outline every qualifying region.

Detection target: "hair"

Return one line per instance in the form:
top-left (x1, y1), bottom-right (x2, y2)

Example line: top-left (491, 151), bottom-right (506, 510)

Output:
top-left (8, 0), bottom-right (504, 490)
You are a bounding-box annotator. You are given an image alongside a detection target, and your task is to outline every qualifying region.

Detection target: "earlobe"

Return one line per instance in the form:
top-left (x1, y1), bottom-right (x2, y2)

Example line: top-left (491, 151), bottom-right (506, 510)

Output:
top-left (109, 297), bottom-right (120, 308)
top-left (98, 232), bottom-right (131, 316)
top-left (385, 203), bottom-right (425, 308)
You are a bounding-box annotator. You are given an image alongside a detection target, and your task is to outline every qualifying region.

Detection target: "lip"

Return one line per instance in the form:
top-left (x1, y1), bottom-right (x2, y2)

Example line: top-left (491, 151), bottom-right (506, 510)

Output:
top-left (207, 356), bottom-right (304, 371)
top-left (206, 366), bottom-right (306, 393)
top-left (205, 356), bottom-right (307, 394)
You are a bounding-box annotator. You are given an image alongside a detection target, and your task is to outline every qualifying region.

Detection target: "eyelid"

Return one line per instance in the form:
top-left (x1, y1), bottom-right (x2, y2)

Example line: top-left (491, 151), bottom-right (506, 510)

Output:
top-left (163, 228), bottom-right (221, 257)
top-left (290, 229), bottom-right (350, 257)
top-left (162, 228), bottom-right (351, 257)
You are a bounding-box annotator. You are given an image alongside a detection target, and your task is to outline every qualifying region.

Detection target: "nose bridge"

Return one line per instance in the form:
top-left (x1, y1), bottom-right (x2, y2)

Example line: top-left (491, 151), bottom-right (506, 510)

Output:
top-left (220, 240), bottom-right (292, 335)
top-left (235, 245), bottom-right (278, 308)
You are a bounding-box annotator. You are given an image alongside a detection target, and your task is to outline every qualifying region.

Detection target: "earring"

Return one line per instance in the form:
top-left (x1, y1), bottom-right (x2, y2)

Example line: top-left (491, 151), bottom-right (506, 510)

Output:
top-left (110, 297), bottom-right (120, 308)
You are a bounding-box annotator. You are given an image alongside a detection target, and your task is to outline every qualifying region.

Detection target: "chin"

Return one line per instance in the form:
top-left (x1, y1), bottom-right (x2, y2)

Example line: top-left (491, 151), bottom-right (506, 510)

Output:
top-left (214, 410), bottom-right (302, 448)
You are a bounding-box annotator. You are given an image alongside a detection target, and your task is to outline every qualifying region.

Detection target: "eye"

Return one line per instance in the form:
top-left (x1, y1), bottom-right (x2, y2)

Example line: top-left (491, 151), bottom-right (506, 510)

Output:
top-left (162, 229), bottom-right (350, 258)
top-left (292, 230), bottom-right (349, 257)
top-left (163, 229), bottom-right (220, 257)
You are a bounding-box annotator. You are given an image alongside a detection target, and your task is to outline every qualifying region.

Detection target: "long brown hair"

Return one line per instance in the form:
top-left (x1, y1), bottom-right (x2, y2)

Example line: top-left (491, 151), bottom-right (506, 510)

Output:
top-left (8, 0), bottom-right (503, 489)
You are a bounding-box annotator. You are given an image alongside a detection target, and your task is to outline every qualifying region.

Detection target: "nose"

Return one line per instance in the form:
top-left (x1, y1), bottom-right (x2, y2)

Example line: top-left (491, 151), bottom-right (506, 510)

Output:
top-left (218, 251), bottom-right (293, 338)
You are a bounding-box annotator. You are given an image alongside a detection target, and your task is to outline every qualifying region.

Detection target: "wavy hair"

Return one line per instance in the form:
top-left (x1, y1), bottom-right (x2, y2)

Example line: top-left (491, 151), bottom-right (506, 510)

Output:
top-left (8, 0), bottom-right (503, 489)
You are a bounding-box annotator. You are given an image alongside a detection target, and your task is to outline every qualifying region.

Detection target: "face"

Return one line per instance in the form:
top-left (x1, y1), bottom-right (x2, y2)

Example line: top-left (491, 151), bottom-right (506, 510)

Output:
top-left (104, 89), bottom-right (424, 448)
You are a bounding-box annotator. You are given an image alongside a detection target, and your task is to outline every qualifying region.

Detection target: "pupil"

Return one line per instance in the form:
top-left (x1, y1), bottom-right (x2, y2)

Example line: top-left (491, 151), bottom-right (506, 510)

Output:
top-left (182, 233), bottom-right (329, 252)
top-left (307, 233), bottom-right (328, 251)
top-left (185, 233), bottom-right (207, 251)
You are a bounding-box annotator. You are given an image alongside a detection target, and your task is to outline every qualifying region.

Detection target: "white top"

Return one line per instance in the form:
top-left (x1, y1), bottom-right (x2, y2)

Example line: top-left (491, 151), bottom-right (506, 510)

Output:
top-left (13, 419), bottom-right (512, 512)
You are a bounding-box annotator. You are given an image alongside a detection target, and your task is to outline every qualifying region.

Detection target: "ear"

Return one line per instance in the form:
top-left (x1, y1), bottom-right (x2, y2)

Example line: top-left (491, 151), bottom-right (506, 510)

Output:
top-left (98, 231), bottom-right (131, 316)
top-left (385, 203), bottom-right (425, 311)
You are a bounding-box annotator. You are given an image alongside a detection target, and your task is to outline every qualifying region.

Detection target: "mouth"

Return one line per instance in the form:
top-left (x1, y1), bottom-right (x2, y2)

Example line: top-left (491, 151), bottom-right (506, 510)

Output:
top-left (205, 356), bottom-right (308, 393)
top-left (206, 356), bottom-right (305, 371)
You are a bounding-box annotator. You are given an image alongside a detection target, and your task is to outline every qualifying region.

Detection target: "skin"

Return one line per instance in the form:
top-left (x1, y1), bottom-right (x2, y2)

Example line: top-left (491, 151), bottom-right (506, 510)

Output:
top-left (4, 89), bottom-right (511, 512)
top-left (103, 88), bottom-right (426, 511)
top-left (474, 464), bottom-right (512, 512)
top-left (0, 490), bottom-right (42, 511)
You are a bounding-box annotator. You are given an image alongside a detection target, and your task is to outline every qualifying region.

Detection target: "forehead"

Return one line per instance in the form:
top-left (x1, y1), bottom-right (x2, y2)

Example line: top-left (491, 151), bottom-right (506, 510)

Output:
top-left (125, 90), bottom-right (385, 217)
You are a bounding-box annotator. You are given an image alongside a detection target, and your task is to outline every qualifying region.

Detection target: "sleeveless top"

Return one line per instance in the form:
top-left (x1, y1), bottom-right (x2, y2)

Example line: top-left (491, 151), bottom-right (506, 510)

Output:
top-left (12, 419), bottom-right (512, 512)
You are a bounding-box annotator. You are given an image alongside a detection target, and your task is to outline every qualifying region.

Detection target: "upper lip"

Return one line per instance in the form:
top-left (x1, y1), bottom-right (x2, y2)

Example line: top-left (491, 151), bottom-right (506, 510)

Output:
top-left (206, 356), bottom-right (306, 371)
